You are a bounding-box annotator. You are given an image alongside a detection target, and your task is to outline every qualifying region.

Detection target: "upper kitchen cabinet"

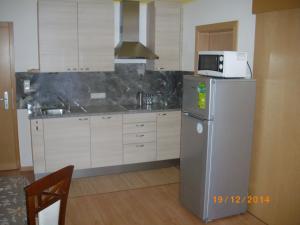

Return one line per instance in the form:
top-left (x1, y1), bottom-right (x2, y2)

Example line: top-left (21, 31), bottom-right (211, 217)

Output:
top-left (78, 0), bottom-right (114, 71)
top-left (154, 0), bottom-right (182, 71)
top-left (38, 0), bottom-right (114, 72)
top-left (38, 0), bottom-right (78, 72)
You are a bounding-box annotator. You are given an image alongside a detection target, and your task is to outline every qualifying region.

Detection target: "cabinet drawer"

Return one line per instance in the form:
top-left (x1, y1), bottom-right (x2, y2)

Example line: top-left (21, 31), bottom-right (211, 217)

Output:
top-left (123, 113), bottom-right (156, 123)
top-left (123, 132), bottom-right (156, 144)
top-left (123, 122), bottom-right (156, 134)
top-left (124, 142), bottom-right (156, 164)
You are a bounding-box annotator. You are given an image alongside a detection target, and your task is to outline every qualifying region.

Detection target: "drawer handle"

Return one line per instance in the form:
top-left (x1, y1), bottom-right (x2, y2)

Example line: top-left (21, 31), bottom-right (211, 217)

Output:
top-left (36, 126), bottom-right (38, 131)
top-left (78, 118), bottom-right (88, 121)
top-left (136, 144), bottom-right (144, 148)
top-left (102, 116), bottom-right (112, 119)
top-left (160, 113), bottom-right (167, 116)
top-left (136, 124), bottom-right (144, 127)
top-left (136, 134), bottom-right (144, 137)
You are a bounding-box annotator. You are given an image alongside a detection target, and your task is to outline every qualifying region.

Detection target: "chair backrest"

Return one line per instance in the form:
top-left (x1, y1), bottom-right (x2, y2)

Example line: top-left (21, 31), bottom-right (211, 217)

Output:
top-left (24, 165), bottom-right (74, 225)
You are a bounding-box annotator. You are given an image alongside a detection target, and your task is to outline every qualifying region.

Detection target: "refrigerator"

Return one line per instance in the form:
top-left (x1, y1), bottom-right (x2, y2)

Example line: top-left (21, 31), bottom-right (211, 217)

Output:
top-left (180, 75), bottom-right (256, 222)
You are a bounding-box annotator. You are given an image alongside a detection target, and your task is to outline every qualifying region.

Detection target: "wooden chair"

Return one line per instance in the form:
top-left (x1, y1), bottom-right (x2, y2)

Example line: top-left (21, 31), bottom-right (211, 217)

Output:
top-left (24, 165), bottom-right (74, 225)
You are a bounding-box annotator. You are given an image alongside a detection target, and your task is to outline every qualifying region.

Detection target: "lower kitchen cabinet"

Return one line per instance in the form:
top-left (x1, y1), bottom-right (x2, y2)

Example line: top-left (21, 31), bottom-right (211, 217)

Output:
top-left (90, 114), bottom-right (123, 167)
top-left (123, 112), bottom-right (157, 164)
top-left (43, 117), bottom-right (91, 171)
top-left (30, 110), bottom-right (181, 174)
top-left (124, 142), bottom-right (157, 164)
top-left (30, 119), bottom-right (46, 173)
top-left (157, 111), bottom-right (181, 160)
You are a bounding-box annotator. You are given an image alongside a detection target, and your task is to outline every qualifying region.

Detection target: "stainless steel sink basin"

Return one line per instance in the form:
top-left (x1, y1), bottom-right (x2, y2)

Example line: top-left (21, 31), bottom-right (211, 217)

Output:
top-left (42, 108), bottom-right (65, 116)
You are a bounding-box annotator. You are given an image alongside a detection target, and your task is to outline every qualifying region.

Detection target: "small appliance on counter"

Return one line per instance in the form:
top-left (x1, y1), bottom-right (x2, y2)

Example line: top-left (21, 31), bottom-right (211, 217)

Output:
top-left (180, 75), bottom-right (256, 222)
top-left (197, 51), bottom-right (248, 78)
top-left (144, 93), bottom-right (154, 105)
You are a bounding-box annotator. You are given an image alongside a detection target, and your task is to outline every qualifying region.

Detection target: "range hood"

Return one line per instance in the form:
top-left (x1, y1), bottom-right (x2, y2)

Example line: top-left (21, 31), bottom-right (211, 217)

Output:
top-left (114, 0), bottom-right (158, 60)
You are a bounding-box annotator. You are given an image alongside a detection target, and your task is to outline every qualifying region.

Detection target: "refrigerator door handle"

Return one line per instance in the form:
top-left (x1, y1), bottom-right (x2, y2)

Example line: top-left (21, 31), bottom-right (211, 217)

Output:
top-left (183, 112), bottom-right (208, 121)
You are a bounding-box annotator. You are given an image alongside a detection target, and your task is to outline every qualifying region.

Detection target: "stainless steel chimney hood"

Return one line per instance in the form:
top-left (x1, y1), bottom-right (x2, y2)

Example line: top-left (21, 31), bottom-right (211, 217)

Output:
top-left (114, 0), bottom-right (158, 60)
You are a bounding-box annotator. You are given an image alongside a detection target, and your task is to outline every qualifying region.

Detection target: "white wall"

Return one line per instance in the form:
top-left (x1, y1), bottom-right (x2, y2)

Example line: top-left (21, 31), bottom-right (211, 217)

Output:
top-left (0, 0), bottom-right (39, 72)
top-left (182, 0), bottom-right (256, 72)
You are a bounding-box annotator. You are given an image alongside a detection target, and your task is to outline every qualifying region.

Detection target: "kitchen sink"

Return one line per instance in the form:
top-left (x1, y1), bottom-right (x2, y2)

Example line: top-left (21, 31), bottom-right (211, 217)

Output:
top-left (42, 108), bottom-right (65, 116)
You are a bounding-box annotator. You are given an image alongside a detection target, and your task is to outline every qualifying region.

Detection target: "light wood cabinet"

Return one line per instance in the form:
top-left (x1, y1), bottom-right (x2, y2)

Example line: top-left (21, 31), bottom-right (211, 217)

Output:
top-left (157, 111), bottom-right (181, 160)
top-left (154, 0), bottom-right (182, 71)
top-left (90, 114), bottom-right (123, 167)
top-left (30, 119), bottom-right (46, 173)
top-left (123, 112), bottom-right (157, 164)
top-left (31, 111), bottom-right (181, 174)
top-left (43, 117), bottom-right (91, 171)
top-left (78, 0), bottom-right (114, 71)
top-left (124, 142), bottom-right (157, 164)
top-left (38, 0), bottom-right (114, 72)
top-left (38, 0), bottom-right (78, 72)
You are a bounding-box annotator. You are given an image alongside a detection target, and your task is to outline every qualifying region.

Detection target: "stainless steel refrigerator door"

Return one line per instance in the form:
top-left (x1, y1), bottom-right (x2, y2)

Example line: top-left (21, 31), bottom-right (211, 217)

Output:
top-left (206, 79), bottom-right (256, 220)
top-left (180, 112), bottom-right (213, 220)
top-left (182, 75), bottom-right (215, 120)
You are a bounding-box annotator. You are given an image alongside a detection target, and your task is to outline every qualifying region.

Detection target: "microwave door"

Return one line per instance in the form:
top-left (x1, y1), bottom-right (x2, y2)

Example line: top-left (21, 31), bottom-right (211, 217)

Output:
top-left (198, 55), bottom-right (220, 71)
top-left (182, 76), bottom-right (215, 120)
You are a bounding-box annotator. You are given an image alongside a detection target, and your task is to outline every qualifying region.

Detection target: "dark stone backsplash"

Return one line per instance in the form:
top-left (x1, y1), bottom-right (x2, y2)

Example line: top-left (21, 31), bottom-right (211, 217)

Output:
top-left (16, 64), bottom-right (192, 109)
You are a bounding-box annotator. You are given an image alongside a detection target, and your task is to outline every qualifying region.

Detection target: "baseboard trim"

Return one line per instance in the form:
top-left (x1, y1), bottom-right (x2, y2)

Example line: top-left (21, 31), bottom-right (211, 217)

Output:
top-left (20, 166), bottom-right (33, 171)
top-left (35, 159), bottom-right (179, 179)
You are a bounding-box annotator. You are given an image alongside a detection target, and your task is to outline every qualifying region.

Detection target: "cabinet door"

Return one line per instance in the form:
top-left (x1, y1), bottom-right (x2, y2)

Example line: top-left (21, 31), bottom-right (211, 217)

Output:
top-left (155, 0), bottom-right (181, 71)
top-left (31, 119), bottom-right (46, 173)
top-left (43, 117), bottom-right (90, 172)
top-left (157, 111), bottom-right (181, 160)
top-left (38, 0), bottom-right (78, 72)
top-left (78, 0), bottom-right (114, 71)
top-left (90, 114), bottom-right (123, 167)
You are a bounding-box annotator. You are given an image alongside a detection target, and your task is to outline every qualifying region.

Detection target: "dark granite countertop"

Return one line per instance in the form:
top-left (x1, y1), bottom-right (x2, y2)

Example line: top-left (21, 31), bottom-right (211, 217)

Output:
top-left (29, 104), bottom-right (181, 120)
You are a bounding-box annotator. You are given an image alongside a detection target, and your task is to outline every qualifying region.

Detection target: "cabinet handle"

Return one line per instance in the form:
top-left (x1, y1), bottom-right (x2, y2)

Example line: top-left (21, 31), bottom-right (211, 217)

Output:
top-left (78, 118), bottom-right (88, 121)
top-left (136, 144), bottom-right (144, 148)
top-left (136, 134), bottom-right (144, 137)
top-left (80, 68), bottom-right (84, 71)
top-left (67, 68), bottom-right (71, 71)
top-left (36, 126), bottom-right (38, 131)
top-left (85, 68), bottom-right (89, 71)
top-left (102, 116), bottom-right (112, 119)
top-left (73, 68), bottom-right (77, 71)
top-left (136, 124), bottom-right (144, 127)
top-left (159, 113), bottom-right (168, 116)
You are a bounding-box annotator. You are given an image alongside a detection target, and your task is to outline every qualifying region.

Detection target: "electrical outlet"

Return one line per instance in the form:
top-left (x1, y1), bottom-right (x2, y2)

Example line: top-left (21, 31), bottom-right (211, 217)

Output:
top-left (91, 92), bottom-right (106, 99)
top-left (24, 80), bottom-right (31, 93)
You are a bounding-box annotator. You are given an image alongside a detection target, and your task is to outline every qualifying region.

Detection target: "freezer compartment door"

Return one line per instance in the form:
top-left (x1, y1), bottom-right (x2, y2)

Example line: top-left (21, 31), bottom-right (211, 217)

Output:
top-left (180, 113), bottom-right (212, 219)
top-left (182, 75), bottom-right (215, 120)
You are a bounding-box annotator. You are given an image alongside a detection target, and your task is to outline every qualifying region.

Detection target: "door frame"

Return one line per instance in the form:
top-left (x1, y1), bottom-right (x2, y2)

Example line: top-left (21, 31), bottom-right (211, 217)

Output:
top-left (0, 22), bottom-right (20, 170)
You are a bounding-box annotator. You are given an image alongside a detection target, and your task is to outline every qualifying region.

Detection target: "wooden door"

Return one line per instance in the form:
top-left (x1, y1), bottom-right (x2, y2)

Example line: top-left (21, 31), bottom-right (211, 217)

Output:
top-left (248, 8), bottom-right (300, 225)
top-left (78, 0), bottom-right (114, 72)
top-left (0, 22), bottom-right (19, 170)
top-left (38, 0), bottom-right (78, 72)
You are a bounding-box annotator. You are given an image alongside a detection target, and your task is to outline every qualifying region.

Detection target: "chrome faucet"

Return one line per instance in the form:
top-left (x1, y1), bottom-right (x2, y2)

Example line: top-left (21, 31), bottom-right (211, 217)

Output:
top-left (57, 96), bottom-right (71, 112)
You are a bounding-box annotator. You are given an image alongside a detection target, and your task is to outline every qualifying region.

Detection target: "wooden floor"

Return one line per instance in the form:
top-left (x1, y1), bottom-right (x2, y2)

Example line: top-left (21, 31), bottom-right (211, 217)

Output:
top-left (66, 183), bottom-right (265, 225)
top-left (70, 167), bottom-right (179, 197)
top-left (0, 168), bottom-right (265, 225)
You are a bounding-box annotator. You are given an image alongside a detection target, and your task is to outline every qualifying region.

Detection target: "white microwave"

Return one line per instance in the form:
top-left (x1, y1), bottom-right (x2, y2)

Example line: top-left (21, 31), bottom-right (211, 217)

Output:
top-left (197, 51), bottom-right (248, 78)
